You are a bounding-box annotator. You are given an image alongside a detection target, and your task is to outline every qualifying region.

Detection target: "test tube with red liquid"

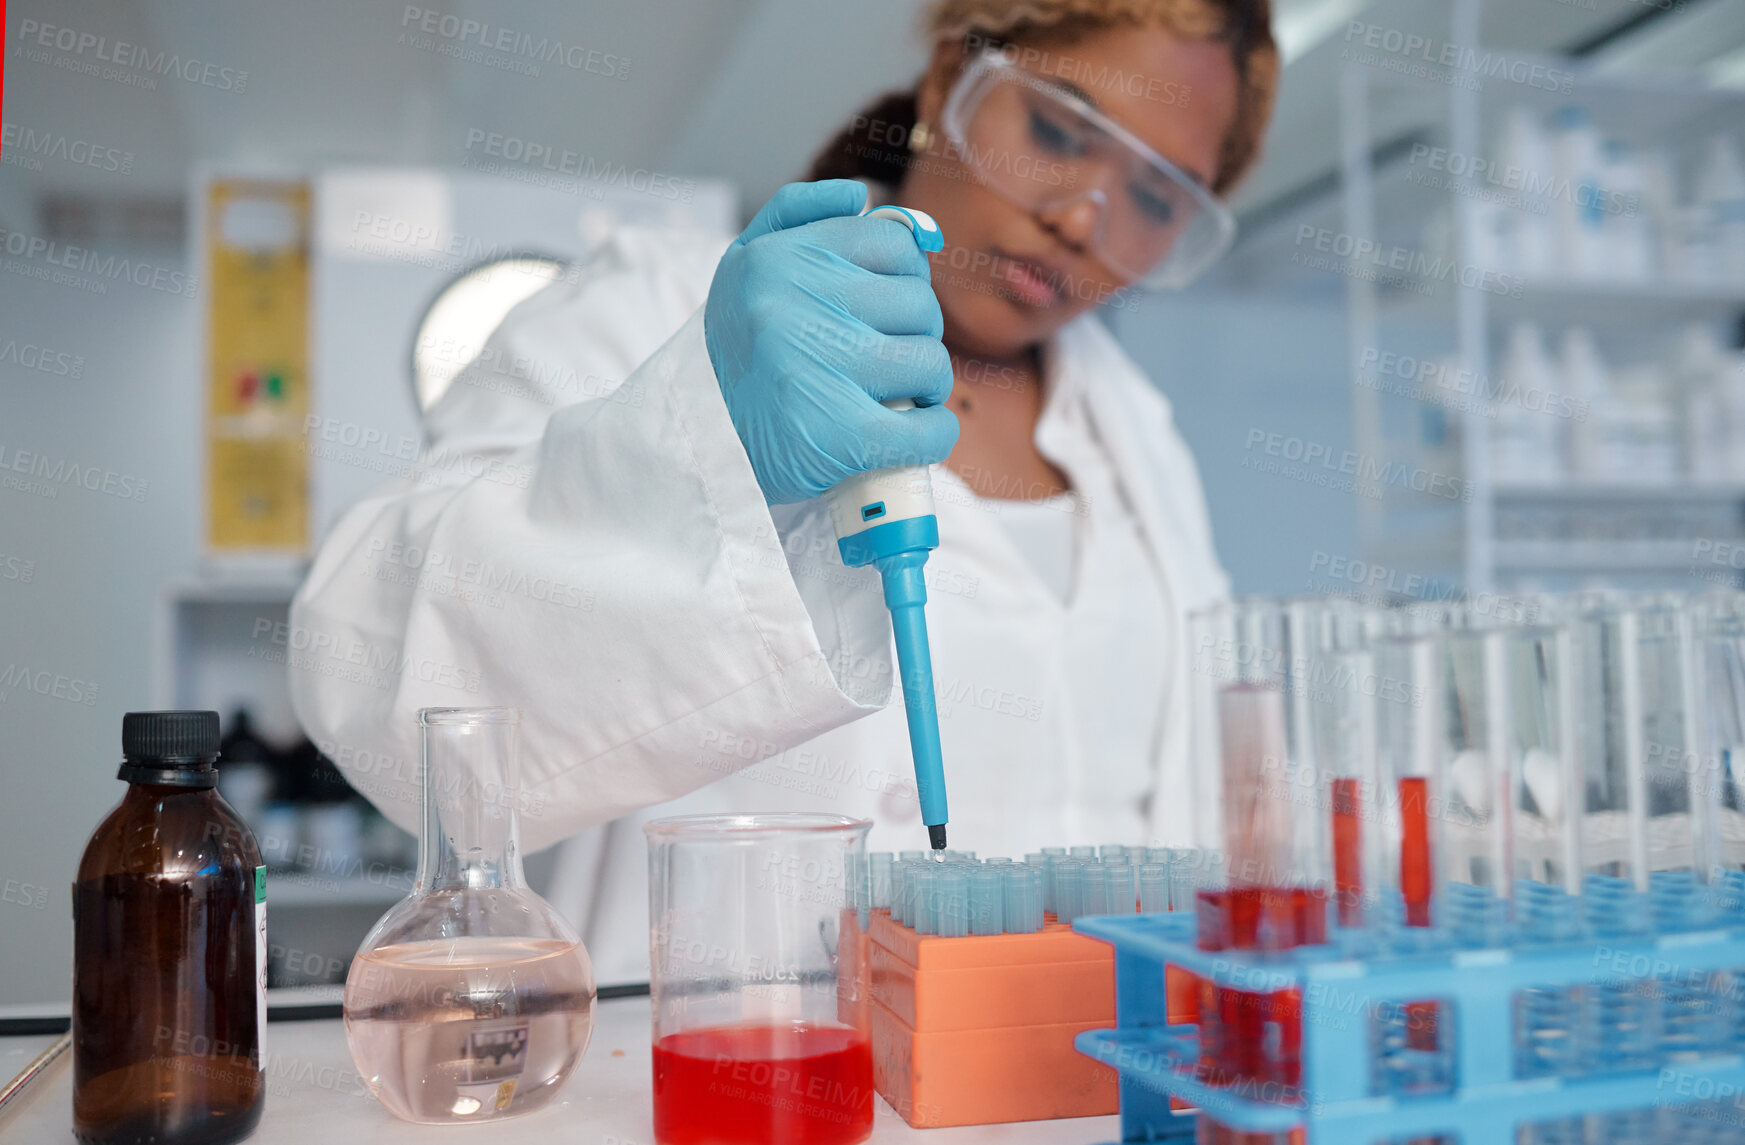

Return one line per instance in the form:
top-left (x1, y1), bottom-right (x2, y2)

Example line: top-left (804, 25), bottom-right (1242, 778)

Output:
top-left (1188, 599), bottom-right (1330, 1143)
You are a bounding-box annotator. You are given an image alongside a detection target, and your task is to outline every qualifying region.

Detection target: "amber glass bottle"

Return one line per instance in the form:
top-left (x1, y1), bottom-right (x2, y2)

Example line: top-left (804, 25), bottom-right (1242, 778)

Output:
top-left (73, 711), bottom-right (266, 1145)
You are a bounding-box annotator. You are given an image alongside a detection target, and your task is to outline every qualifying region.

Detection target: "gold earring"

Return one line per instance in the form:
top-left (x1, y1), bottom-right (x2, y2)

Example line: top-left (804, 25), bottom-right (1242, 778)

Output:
top-left (909, 122), bottom-right (934, 154)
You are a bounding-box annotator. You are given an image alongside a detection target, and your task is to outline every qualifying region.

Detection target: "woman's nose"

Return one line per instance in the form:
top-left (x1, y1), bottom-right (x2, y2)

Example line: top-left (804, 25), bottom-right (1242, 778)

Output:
top-left (1035, 188), bottom-right (1106, 253)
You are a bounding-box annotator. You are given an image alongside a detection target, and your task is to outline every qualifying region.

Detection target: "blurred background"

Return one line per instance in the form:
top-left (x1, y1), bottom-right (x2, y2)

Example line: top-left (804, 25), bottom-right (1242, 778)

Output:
top-left (3, 0), bottom-right (1744, 1005)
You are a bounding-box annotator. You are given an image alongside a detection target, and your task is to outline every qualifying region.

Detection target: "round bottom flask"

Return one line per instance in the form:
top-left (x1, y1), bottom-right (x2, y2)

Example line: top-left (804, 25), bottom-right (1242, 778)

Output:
top-left (343, 708), bottom-right (595, 1123)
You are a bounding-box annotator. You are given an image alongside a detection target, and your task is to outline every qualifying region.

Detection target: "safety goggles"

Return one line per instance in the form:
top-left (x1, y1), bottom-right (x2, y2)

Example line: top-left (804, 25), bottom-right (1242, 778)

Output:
top-left (939, 50), bottom-right (1235, 290)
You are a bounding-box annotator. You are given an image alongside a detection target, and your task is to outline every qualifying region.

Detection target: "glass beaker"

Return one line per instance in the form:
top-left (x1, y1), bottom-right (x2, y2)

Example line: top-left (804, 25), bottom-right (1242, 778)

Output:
top-left (645, 813), bottom-right (874, 1145)
top-left (343, 708), bottom-right (596, 1123)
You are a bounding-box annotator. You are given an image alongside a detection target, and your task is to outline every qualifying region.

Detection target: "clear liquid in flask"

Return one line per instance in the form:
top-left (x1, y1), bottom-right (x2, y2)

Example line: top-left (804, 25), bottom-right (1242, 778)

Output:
top-left (344, 935), bottom-right (596, 1123)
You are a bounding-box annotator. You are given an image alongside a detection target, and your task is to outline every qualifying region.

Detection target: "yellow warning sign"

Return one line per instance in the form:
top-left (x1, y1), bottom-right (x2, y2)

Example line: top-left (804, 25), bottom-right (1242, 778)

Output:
top-left (204, 179), bottom-right (310, 554)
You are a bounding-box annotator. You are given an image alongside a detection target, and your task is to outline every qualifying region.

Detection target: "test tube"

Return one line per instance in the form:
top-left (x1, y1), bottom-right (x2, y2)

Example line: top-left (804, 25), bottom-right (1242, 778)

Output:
top-left (1055, 861), bottom-right (1084, 924)
top-left (1138, 863), bottom-right (1168, 912)
top-left (1307, 600), bottom-right (1386, 931)
top-left (1570, 597), bottom-right (1665, 1077)
top-left (910, 865), bottom-right (938, 935)
top-left (937, 867), bottom-right (969, 938)
top-left (1695, 593), bottom-right (1745, 1052)
top-left (970, 868), bottom-right (1004, 935)
top-left (1505, 618), bottom-right (1586, 1094)
top-left (1003, 866), bottom-right (1039, 934)
top-left (891, 860), bottom-right (909, 927)
top-left (1189, 598), bottom-right (1332, 1108)
top-left (1106, 860), bottom-right (1136, 913)
top-left (1080, 863), bottom-right (1109, 917)
top-left (1099, 844), bottom-right (1129, 861)
top-left (1167, 847), bottom-right (1199, 911)
top-left (1371, 632), bottom-right (1443, 933)
top-left (869, 853), bottom-right (894, 913)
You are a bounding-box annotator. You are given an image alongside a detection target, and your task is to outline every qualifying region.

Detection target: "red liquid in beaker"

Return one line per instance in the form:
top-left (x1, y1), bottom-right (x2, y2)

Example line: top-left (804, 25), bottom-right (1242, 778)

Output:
top-left (652, 1023), bottom-right (874, 1145)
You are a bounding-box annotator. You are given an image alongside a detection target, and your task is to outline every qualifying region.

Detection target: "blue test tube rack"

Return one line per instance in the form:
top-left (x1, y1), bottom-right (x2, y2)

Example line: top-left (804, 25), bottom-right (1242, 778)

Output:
top-left (1072, 871), bottom-right (1745, 1143)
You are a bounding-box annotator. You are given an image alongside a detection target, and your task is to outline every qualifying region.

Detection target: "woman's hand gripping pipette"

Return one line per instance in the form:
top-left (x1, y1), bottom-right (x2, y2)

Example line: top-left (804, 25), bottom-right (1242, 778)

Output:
top-left (703, 181), bottom-right (958, 851)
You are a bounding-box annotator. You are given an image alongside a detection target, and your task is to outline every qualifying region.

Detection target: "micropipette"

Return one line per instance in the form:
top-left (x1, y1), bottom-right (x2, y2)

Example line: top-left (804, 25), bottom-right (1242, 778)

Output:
top-left (827, 203), bottom-right (950, 852)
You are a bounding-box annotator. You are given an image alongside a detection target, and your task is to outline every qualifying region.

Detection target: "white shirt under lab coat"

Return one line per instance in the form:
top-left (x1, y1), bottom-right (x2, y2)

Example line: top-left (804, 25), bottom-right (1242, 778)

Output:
top-left (288, 222), bottom-right (1230, 983)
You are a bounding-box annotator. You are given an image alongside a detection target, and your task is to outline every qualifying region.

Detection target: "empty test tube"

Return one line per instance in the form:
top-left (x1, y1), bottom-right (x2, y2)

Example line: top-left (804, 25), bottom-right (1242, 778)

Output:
top-left (1056, 861), bottom-right (1084, 924)
top-left (891, 861), bottom-right (909, 926)
top-left (870, 853), bottom-right (893, 911)
top-left (1168, 848), bottom-right (1198, 911)
top-left (1080, 863), bottom-right (1109, 916)
top-left (910, 865), bottom-right (938, 935)
top-left (1099, 844), bottom-right (1129, 861)
top-left (937, 867), bottom-right (969, 937)
top-left (1106, 861), bottom-right (1136, 913)
top-left (1069, 845), bottom-right (1096, 860)
top-left (1003, 866), bottom-right (1039, 933)
top-left (1138, 863), bottom-right (1168, 912)
top-left (970, 868), bottom-right (1004, 935)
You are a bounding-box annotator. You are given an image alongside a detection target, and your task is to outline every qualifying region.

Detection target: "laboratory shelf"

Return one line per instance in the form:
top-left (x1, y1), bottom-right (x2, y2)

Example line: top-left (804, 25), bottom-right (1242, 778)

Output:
top-left (1071, 878), bottom-right (1745, 1144)
top-left (1493, 482), bottom-right (1745, 503)
top-left (1491, 538), bottom-right (1709, 571)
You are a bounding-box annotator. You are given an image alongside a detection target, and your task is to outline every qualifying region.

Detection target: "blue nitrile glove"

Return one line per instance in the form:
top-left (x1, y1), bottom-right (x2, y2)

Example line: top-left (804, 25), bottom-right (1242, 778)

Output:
top-left (704, 180), bottom-right (958, 506)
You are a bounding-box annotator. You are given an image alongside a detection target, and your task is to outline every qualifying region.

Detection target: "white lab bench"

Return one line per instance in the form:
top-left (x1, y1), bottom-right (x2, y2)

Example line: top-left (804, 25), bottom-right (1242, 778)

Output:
top-left (0, 993), bottom-right (1119, 1144)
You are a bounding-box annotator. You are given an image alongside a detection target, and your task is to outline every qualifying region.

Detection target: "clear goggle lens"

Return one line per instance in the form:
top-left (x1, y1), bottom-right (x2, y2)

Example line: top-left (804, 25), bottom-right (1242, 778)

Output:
top-left (940, 52), bottom-right (1235, 290)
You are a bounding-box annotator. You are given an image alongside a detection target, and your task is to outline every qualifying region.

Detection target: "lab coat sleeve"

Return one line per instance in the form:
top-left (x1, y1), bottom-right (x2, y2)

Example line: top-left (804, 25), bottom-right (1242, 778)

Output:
top-left (288, 228), bottom-right (893, 852)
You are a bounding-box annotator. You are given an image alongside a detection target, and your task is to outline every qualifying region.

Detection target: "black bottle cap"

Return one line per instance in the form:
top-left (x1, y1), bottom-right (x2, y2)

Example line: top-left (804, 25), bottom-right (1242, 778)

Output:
top-left (119, 712), bottom-right (222, 787)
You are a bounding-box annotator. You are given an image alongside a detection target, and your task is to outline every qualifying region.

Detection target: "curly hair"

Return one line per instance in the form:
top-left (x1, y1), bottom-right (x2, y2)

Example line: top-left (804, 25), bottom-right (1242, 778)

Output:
top-left (808, 0), bottom-right (1277, 199)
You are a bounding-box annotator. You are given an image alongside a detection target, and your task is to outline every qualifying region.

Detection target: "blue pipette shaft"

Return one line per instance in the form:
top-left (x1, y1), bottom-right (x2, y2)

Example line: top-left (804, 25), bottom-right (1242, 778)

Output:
top-left (875, 551), bottom-right (948, 832)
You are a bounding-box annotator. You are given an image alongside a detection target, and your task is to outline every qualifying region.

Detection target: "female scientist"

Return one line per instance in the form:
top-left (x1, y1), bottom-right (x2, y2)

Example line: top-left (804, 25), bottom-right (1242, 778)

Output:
top-left (291, 0), bottom-right (1278, 980)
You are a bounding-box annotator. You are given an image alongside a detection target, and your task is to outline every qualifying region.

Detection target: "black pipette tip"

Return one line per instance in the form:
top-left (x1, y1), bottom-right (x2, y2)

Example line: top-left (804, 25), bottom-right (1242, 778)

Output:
top-left (928, 824), bottom-right (947, 851)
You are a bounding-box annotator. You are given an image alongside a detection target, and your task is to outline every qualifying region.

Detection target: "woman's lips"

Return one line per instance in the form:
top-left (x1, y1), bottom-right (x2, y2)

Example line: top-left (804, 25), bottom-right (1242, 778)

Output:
top-left (991, 249), bottom-right (1065, 308)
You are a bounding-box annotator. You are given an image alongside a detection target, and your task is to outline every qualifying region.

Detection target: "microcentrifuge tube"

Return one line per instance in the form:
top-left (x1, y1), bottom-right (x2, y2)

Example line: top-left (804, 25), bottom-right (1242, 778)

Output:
top-left (1106, 862), bottom-right (1136, 914)
top-left (1138, 863), bottom-right (1168, 913)
top-left (970, 869), bottom-right (1003, 935)
top-left (937, 867), bottom-right (968, 937)
top-left (1080, 864), bottom-right (1109, 916)
top-left (870, 853), bottom-right (893, 911)
top-left (1055, 861), bottom-right (1084, 924)
top-left (911, 866), bottom-right (937, 935)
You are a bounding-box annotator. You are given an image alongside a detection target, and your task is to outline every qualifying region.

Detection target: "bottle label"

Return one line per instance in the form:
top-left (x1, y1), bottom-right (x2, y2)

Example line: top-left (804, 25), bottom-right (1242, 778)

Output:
top-left (255, 865), bottom-right (267, 1066)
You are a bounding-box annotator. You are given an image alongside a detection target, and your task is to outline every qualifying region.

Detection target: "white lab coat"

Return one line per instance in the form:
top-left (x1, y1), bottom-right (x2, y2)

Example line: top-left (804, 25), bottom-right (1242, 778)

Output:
top-left (289, 222), bottom-right (1230, 983)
